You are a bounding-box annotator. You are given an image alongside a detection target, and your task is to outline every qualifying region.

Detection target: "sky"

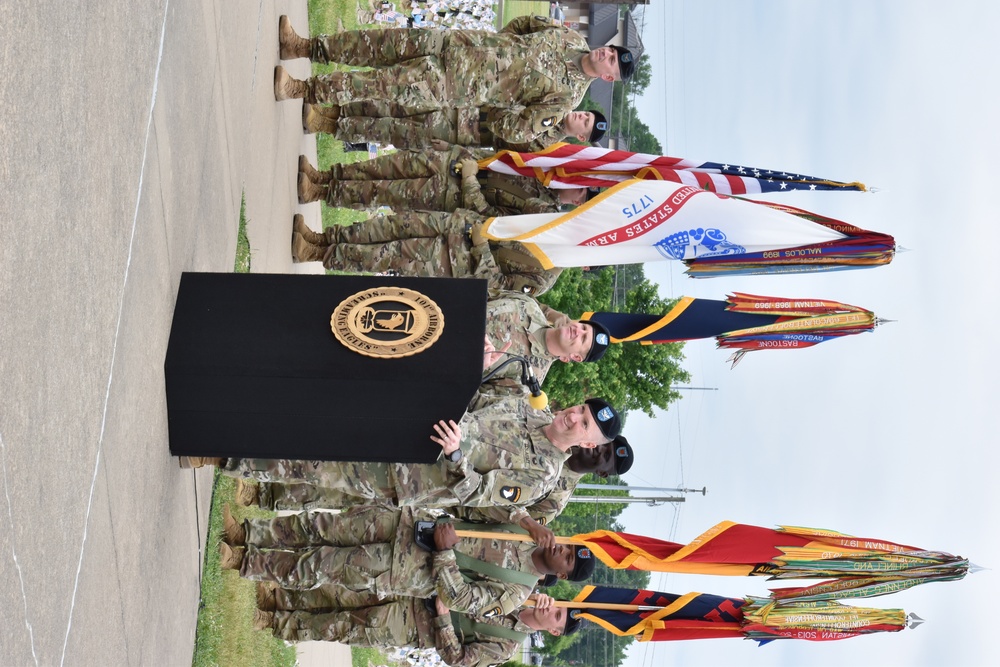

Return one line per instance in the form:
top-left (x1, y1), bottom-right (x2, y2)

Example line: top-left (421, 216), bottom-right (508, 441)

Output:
top-left (606, 2), bottom-right (1000, 666)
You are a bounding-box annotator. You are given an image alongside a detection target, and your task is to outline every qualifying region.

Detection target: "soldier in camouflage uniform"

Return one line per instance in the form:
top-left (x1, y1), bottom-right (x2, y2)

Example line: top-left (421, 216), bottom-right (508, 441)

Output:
top-left (296, 143), bottom-right (592, 215)
top-left (291, 205), bottom-right (562, 296)
top-left (215, 394), bottom-right (622, 545)
top-left (478, 291), bottom-right (611, 388)
top-left (456, 435), bottom-right (635, 528)
top-left (301, 99), bottom-right (608, 152)
top-left (256, 591), bottom-right (581, 667)
top-left (241, 436), bottom-right (635, 560)
top-left (220, 505), bottom-right (595, 619)
top-left (274, 15), bottom-right (634, 148)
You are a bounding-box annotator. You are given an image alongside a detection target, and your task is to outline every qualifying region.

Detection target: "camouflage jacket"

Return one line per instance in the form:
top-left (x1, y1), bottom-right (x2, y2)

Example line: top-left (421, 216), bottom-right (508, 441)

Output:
top-left (389, 508), bottom-right (543, 618)
top-left (422, 393), bottom-right (567, 520)
top-left (442, 16), bottom-right (593, 144)
top-left (453, 463), bottom-right (585, 527)
top-left (409, 601), bottom-right (530, 667)
top-left (482, 291), bottom-right (564, 387)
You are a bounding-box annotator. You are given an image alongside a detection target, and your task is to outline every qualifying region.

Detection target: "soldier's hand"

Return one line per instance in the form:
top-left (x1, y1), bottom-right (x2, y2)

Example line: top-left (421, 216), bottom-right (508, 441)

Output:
top-left (533, 593), bottom-right (555, 611)
top-left (435, 596), bottom-right (451, 616)
top-left (460, 159), bottom-right (480, 178)
top-left (434, 522), bottom-right (460, 550)
top-left (521, 517), bottom-right (556, 550)
top-left (469, 221), bottom-right (486, 246)
top-left (483, 337), bottom-right (513, 371)
top-left (430, 139), bottom-right (451, 151)
top-left (430, 419), bottom-right (462, 455)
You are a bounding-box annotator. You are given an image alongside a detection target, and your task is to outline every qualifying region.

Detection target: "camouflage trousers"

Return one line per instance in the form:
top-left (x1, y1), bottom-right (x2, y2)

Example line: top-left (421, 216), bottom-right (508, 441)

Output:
top-left (311, 29), bottom-right (448, 68)
top-left (223, 456), bottom-right (460, 508)
top-left (322, 209), bottom-right (481, 276)
top-left (223, 458), bottom-right (399, 505)
top-left (324, 147), bottom-right (465, 211)
top-left (258, 481), bottom-right (363, 512)
top-left (240, 507), bottom-right (404, 597)
top-left (273, 598), bottom-right (434, 647)
top-left (256, 482), bottom-right (448, 522)
top-left (308, 57), bottom-right (448, 110)
top-left (313, 102), bottom-right (485, 149)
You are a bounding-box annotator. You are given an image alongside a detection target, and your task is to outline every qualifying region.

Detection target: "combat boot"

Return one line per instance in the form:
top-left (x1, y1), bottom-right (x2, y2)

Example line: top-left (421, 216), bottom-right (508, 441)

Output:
top-left (298, 155), bottom-right (332, 186)
top-left (292, 232), bottom-right (328, 263)
top-left (253, 609), bottom-right (275, 632)
top-left (222, 504), bottom-right (246, 546)
top-left (235, 479), bottom-right (259, 507)
top-left (292, 213), bottom-right (329, 246)
top-left (178, 456), bottom-right (223, 469)
top-left (256, 582), bottom-right (277, 612)
top-left (219, 542), bottom-right (245, 571)
top-left (297, 171), bottom-right (328, 204)
top-left (278, 15), bottom-right (312, 60)
top-left (274, 66), bottom-right (308, 101)
top-left (302, 103), bottom-right (339, 134)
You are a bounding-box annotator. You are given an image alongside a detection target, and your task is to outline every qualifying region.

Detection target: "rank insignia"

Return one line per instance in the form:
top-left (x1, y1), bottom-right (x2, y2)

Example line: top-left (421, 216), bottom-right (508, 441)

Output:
top-left (541, 116), bottom-right (555, 128)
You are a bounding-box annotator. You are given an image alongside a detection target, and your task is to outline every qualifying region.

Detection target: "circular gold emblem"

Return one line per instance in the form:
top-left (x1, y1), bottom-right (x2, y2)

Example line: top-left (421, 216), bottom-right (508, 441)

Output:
top-left (330, 286), bottom-right (445, 359)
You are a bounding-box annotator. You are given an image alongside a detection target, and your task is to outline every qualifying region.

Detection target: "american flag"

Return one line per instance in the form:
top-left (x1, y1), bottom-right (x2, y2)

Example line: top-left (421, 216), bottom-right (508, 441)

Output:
top-left (480, 142), bottom-right (867, 194)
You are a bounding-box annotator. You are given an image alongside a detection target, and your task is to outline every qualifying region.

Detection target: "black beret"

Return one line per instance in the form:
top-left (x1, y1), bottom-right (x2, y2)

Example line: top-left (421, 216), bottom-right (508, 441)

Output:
top-left (585, 398), bottom-right (622, 440)
top-left (612, 45), bottom-right (636, 81)
top-left (568, 545), bottom-right (597, 582)
top-left (612, 435), bottom-right (634, 475)
top-left (565, 610), bottom-right (585, 635)
top-left (581, 320), bottom-right (611, 362)
top-left (589, 109), bottom-right (609, 143)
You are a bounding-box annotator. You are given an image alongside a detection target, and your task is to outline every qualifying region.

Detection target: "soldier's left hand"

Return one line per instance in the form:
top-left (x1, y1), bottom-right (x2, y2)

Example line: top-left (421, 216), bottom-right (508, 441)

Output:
top-left (435, 596), bottom-right (451, 616)
top-left (533, 593), bottom-right (555, 610)
top-left (434, 522), bottom-right (460, 550)
top-left (431, 419), bottom-right (462, 454)
top-left (483, 337), bottom-right (513, 370)
top-left (460, 159), bottom-right (480, 178)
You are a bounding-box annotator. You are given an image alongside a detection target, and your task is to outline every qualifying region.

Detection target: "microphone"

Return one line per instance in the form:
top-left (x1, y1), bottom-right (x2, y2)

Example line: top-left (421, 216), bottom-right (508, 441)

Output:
top-left (482, 352), bottom-right (548, 410)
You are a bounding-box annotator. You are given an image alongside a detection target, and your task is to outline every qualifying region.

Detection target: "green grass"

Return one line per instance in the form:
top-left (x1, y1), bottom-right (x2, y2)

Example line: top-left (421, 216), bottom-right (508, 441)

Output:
top-left (235, 193), bottom-right (251, 273)
top-left (192, 476), bottom-right (296, 667)
top-left (352, 646), bottom-right (392, 667)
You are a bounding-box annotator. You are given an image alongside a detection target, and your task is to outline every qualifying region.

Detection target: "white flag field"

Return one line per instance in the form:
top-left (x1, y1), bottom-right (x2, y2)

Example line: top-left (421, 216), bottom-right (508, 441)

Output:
top-left (481, 179), bottom-right (849, 269)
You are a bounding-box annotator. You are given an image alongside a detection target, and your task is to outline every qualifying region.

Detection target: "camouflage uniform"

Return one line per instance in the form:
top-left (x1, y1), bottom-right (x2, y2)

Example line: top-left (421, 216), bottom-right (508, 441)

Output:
top-left (272, 596), bottom-right (529, 667)
top-left (223, 393), bottom-right (568, 517)
top-left (321, 208), bottom-right (562, 296)
top-left (454, 464), bottom-right (586, 527)
top-left (481, 291), bottom-right (564, 386)
top-left (261, 462), bottom-right (584, 530)
top-left (322, 146), bottom-right (564, 217)
top-left (320, 102), bottom-right (566, 151)
top-left (239, 506), bottom-right (542, 617)
top-left (305, 16), bottom-right (593, 146)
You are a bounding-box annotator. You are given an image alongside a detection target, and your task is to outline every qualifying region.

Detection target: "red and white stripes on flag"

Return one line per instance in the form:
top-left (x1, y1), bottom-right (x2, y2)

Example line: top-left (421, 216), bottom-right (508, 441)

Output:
top-left (478, 143), bottom-right (867, 194)
top-left (481, 179), bottom-right (849, 269)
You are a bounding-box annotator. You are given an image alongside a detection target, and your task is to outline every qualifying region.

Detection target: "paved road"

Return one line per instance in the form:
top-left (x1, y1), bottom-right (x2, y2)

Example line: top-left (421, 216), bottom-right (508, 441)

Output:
top-left (0, 1), bottom-right (341, 664)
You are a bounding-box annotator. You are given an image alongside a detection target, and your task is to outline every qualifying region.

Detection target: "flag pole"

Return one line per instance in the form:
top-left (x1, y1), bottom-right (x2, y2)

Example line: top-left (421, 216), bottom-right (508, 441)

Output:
top-left (453, 528), bottom-right (582, 545)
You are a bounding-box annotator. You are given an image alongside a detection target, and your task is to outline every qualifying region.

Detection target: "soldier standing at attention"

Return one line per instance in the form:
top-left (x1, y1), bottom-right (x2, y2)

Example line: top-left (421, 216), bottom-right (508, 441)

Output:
top-left (181, 395), bottom-right (623, 545)
top-left (273, 15), bottom-right (635, 148)
top-left (300, 99), bottom-right (608, 152)
top-left (294, 111), bottom-right (604, 213)
top-left (218, 505), bottom-right (595, 619)
top-left (253, 590), bottom-right (582, 666)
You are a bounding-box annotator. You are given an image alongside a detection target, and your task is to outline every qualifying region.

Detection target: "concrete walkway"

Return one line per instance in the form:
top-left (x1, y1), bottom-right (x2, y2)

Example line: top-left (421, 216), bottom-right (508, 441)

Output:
top-left (0, 2), bottom-right (345, 665)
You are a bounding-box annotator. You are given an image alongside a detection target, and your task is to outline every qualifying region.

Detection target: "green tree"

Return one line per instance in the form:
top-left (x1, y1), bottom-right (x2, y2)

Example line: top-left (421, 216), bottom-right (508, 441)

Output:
top-left (538, 267), bottom-right (690, 418)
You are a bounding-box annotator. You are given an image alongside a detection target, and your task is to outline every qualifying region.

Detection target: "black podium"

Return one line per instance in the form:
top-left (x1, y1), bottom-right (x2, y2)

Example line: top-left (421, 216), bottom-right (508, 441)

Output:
top-left (165, 273), bottom-right (487, 463)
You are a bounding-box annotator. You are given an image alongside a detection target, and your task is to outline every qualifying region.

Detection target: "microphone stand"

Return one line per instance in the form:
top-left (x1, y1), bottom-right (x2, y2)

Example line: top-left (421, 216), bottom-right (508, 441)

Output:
top-left (481, 352), bottom-right (548, 409)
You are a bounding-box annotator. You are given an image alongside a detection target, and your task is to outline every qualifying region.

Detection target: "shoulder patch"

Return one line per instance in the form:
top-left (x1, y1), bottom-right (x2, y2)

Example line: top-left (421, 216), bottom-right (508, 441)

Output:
top-left (482, 604), bottom-right (503, 618)
top-left (499, 485), bottom-right (522, 503)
